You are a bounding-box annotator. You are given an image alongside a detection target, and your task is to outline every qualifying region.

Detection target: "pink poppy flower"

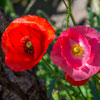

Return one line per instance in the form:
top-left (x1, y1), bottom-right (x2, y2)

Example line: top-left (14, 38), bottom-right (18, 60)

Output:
top-left (50, 26), bottom-right (100, 86)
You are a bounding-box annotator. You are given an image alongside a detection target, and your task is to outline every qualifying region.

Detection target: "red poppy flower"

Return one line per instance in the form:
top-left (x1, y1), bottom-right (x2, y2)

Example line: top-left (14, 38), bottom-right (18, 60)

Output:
top-left (51, 26), bottom-right (100, 86)
top-left (1, 15), bottom-right (55, 71)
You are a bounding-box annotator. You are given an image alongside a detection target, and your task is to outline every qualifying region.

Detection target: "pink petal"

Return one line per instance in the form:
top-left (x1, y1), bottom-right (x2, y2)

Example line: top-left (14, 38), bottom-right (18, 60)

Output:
top-left (62, 37), bottom-right (82, 68)
top-left (70, 63), bottom-right (100, 81)
top-left (88, 38), bottom-right (100, 66)
top-left (50, 36), bottom-right (73, 72)
top-left (61, 28), bottom-right (91, 69)
top-left (71, 26), bottom-right (100, 41)
top-left (51, 26), bottom-right (100, 81)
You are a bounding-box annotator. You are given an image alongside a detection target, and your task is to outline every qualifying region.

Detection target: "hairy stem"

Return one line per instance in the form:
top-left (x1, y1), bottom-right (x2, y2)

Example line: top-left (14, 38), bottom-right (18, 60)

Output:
top-left (62, 0), bottom-right (76, 26)
top-left (66, 0), bottom-right (71, 28)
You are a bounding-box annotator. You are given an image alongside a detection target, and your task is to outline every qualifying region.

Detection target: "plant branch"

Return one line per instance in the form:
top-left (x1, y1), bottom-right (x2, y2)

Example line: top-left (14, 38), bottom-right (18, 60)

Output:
top-left (62, 0), bottom-right (76, 26)
top-left (66, 0), bottom-right (71, 28)
top-left (42, 58), bottom-right (73, 100)
top-left (24, 0), bottom-right (36, 15)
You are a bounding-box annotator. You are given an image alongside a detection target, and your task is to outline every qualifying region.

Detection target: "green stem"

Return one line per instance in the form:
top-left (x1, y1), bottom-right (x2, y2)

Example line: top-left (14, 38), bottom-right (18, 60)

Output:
top-left (66, 0), bottom-right (71, 28)
top-left (24, 0), bottom-right (36, 15)
top-left (62, 0), bottom-right (76, 26)
top-left (70, 14), bottom-right (76, 26)
top-left (42, 58), bottom-right (73, 100)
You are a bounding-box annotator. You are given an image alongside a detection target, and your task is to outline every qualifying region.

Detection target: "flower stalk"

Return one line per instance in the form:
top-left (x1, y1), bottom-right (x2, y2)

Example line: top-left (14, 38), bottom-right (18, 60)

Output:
top-left (42, 58), bottom-right (73, 100)
top-left (66, 0), bottom-right (71, 28)
top-left (62, 0), bottom-right (76, 26)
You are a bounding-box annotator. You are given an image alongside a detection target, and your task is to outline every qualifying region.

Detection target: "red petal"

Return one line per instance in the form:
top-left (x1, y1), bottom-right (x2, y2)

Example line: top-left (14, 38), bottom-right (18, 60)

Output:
top-left (13, 15), bottom-right (55, 43)
top-left (1, 15), bottom-right (55, 71)
top-left (8, 24), bottom-right (29, 54)
top-left (64, 72), bottom-right (89, 86)
top-left (98, 71), bottom-right (100, 73)
top-left (5, 54), bottom-right (36, 71)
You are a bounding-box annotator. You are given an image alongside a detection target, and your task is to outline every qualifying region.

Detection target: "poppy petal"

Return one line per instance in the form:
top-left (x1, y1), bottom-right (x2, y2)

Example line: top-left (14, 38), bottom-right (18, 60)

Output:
top-left (64, 72), bottom-right (88, 86)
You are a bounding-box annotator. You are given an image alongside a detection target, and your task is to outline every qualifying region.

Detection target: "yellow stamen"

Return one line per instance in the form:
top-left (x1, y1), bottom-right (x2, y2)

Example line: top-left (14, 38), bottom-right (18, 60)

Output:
top-left (72, 44), bottom-right (83, 56)
top-left (73, 47), bottom-right (80, 53)
top-left (26, 41), bottom-right (32, 48)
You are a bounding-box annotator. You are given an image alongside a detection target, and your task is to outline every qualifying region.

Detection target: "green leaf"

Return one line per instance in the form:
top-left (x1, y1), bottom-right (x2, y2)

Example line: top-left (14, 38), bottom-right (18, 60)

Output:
top-left (88, 80), bottom-right (100, 100)
top-left (52, 90), bottom-right (60, 100)
top-left (0, 0), bottom-right (6, 8)
top-left (88, 7), bottom-right (94, 27)
top-left (96, 15), bottom-right (100, 26)
top-left (0, 0), bottom-right (17, 19)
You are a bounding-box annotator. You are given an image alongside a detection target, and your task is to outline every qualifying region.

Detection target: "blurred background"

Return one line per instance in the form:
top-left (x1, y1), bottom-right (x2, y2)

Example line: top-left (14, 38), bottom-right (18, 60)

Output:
top-left (0, 0), bottom-right (100, 100)
top-left (1, 0), bottom-right (100, 28)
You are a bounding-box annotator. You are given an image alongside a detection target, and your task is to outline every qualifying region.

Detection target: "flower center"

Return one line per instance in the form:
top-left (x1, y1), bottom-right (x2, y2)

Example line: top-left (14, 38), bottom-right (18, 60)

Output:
top-left (21, 36), bottom-right (34, 54)
top-left (72, 44), bottom-right (83, 56)
top-left (24, 41), bottom-right (34, 54)
top-left (26, 41), bottom-right (32, 48)
top-left (73, 47), bottom-right (80, 53)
